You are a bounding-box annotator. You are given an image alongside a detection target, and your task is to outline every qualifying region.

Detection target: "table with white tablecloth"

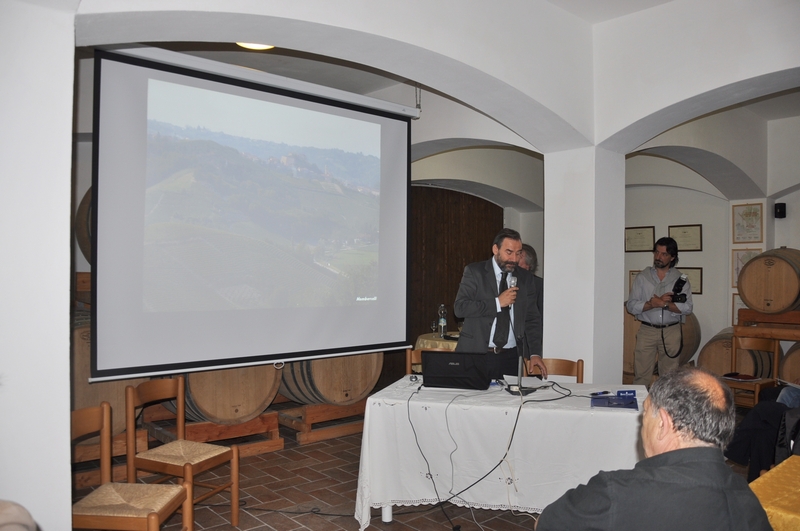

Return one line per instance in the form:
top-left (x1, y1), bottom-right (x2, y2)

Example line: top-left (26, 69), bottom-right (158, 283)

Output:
top-left (355, 376), bottom-right (646, 530)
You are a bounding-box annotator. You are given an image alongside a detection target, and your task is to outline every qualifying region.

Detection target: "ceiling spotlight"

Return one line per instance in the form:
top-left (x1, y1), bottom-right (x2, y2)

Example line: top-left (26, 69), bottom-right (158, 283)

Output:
top-left (236, 42), bottom-right (275, 51)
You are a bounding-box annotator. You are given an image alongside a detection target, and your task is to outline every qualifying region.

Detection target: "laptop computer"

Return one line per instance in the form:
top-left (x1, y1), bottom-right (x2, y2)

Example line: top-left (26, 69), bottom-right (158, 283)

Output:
top-left (421, 351), bottom-right (492, 390)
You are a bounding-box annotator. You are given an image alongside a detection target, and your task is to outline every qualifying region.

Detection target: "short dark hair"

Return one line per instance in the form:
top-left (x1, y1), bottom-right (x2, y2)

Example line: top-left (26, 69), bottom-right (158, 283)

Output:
top-left (648, 366), bottom-right (735, 450)
top-left (653, 236), bottom-right (679, 267)
top-left (492, 228), bottom-right (522, 248)
top-left (521, 243), bottom-right (538, 273)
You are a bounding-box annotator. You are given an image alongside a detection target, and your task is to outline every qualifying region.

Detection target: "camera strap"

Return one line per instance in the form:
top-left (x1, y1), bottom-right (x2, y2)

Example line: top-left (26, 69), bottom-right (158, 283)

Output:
top-left (660, 307), bottom-right (683, 359)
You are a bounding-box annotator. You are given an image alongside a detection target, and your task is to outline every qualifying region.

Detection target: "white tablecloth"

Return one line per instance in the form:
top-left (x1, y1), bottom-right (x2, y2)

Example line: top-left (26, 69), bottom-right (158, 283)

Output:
top-left (355, 376), bottom-right (647, 530)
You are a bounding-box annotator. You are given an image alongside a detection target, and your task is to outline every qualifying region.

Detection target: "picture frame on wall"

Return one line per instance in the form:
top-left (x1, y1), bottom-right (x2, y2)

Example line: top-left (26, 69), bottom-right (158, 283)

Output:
top-left (680, 267), bottom-right (703, 295)
top-left (668, 224), bottom-right (702, 251)
top-left (731, 248), bottom-right (762, 288)
top-left (625, 226), bottom-right (655, 252)
top-left (629, 270), bottom-right (641, 292)
top-left (732, 293), bottom-right (747, 326)
top-left (732, 203), bottom-right (763, 243)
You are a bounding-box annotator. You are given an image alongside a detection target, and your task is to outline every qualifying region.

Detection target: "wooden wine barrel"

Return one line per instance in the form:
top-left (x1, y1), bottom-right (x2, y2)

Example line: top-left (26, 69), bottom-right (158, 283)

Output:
top-left (738, 247), bottom-right (800, 314)
top-left (696, 328), bottom-right (782, 378)
top-left (280, 352), bottom-right (384, 406)
top-left (623, 303), bottom-right (701, 377)
top-left (183, 365), bottom-right (282, 425)
top-left (781, 342), bottom-right (800, 383)
top-left (71, 325), bottom-right (149, 436)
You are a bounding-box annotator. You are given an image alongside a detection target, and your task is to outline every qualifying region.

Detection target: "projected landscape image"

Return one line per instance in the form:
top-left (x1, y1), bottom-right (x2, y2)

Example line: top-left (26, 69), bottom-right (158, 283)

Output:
top-left (143, 81), bottom-right (381, 312)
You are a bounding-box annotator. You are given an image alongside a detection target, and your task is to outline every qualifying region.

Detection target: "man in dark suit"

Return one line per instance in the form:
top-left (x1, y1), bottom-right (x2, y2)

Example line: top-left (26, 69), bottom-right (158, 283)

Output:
top-left (454, 228), bottom-right (547, 379)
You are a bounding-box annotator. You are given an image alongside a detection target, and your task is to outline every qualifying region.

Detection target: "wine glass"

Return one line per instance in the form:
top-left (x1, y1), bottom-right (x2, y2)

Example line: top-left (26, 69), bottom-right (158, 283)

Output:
top-left (457, 320), bottom-right (464, 333)
top-left (430, 321), bottom-right (438, 334)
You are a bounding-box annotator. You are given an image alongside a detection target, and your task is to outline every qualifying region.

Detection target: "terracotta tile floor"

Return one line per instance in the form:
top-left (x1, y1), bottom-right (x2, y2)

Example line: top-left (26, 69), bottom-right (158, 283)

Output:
top-left (74, 421), bottom-right (541, 531)
top-left (73, 408), bottom-right (751, 531)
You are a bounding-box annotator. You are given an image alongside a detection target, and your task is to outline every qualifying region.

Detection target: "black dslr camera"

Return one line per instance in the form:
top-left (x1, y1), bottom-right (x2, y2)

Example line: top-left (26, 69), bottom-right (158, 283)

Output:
top-left (671, 275), bottom-right (688, 303)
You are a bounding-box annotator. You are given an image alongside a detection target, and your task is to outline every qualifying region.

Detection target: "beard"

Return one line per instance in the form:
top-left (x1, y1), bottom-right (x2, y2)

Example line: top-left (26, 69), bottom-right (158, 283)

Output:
top-left (495, 257), bottom-right (517, 272)
top-left (654, 259), bottom-right (670, 268)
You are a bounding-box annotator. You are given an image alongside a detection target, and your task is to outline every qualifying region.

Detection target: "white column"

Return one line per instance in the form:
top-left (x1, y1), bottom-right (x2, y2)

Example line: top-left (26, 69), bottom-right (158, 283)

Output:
top-left (543, 147), bottom-right (625, 383)
top-left (0, 2), bottom-right (75, 528)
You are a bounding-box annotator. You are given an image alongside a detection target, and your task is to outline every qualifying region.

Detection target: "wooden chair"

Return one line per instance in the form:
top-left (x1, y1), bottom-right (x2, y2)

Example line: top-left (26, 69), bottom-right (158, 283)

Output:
top-left (72, 401), bottom-right (188, 531)
top-left (126, 377), bottom-right (239, 531)
top-left (405, 347), bottom-right (453, 374)
top-left (728, 335), bottom-right (781, 407)
top-left (527, 358), bottom-right (584, 383)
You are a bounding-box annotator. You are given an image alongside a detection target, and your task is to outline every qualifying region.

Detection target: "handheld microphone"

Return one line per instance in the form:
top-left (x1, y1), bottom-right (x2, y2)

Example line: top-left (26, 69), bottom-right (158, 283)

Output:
top-left (671, 274), bottom-right (688, 303)
top-left (507, 274), bottom-right (517, 289)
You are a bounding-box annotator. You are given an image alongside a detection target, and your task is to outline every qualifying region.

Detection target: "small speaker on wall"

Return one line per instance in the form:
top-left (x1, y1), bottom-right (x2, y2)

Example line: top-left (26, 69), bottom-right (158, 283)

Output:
top-left (775, 202), bottom-right (786, 218)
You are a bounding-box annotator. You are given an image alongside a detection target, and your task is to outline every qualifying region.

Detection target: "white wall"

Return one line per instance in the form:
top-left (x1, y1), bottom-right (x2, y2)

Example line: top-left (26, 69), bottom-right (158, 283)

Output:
top-left (0, 1), bottom-right (75, 529)
top-left (769, 115), bottom-right (800, 197)
top-left (767, 115), bottom-right (800, 252)
top-left (774, 188), bottom-right (800, 249)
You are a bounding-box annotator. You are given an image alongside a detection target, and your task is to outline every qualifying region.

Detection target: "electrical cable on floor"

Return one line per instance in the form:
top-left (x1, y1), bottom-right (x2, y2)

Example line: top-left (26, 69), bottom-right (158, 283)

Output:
top-left (407, 385), bottom-right (462, 530)
top-left (468, 505), bottom-right (487, 531)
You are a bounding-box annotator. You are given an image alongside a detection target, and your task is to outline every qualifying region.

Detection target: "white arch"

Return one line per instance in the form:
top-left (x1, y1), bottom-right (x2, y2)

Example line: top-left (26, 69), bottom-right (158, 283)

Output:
top-left (595, 0), bottom-right (800, 151)
top-left (634, 147), bottom-right (762, 200)
top-left (75, 2), bottom-right (593, 153)
top-left (600, 69), bottom-right (800, 154)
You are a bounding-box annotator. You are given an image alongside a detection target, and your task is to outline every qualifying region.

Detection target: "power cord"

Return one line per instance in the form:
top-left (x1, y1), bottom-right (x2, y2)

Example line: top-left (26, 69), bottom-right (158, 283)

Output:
top-left (408, 385), bottom-right (529, 529)
top-left (407, 385), bottom-right (461, 530)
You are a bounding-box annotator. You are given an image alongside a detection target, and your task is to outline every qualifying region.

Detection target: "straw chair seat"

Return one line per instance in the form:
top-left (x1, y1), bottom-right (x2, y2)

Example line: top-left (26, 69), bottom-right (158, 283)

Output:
top-left (73, 483), bottom-right (186, 518)
top-left (139, 439), bottom-right (231, 467)
top-left (72, 401), bottom-right (188, 530)
top-left (126, 376), bottom-right (239, 531)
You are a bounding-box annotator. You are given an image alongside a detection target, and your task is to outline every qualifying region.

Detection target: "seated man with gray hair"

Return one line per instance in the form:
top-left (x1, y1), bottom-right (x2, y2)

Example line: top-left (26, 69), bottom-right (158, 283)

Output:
top-left (535, 366), bottom-right (772, 531)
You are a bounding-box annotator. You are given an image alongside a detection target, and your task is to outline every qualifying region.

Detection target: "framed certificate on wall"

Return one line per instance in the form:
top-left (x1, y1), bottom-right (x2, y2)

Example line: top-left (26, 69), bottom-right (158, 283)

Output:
top-left (669, 224), bottom-right (702, 251)
top-left (625, 226), bottom-right (654, 252)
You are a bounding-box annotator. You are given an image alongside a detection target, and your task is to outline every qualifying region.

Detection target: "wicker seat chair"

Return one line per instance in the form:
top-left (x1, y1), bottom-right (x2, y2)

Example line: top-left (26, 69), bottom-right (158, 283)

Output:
top-left (125, 376), bottom-right (239, 531)
top-left (72, 401), bottom-right (188, 531)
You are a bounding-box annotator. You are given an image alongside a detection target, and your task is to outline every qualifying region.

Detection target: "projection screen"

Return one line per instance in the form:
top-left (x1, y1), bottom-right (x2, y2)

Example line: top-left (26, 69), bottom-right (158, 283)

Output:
top-left (91, 49), bottom-right (412, 380)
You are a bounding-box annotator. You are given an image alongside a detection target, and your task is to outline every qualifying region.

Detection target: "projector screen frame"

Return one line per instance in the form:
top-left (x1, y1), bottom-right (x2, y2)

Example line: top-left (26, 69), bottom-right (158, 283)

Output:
top-left (89, 48), bottom-right (413, 381)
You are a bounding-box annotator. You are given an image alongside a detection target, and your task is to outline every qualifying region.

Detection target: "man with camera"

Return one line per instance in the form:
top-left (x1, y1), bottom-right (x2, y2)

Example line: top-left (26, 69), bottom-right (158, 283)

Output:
top-left (626, 237), bottom-right (693, 388)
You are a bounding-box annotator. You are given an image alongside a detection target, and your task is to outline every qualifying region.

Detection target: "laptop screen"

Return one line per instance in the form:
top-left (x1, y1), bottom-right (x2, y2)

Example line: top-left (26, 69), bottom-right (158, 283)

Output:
top-left (421, 351), bottom-right (491, 390)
